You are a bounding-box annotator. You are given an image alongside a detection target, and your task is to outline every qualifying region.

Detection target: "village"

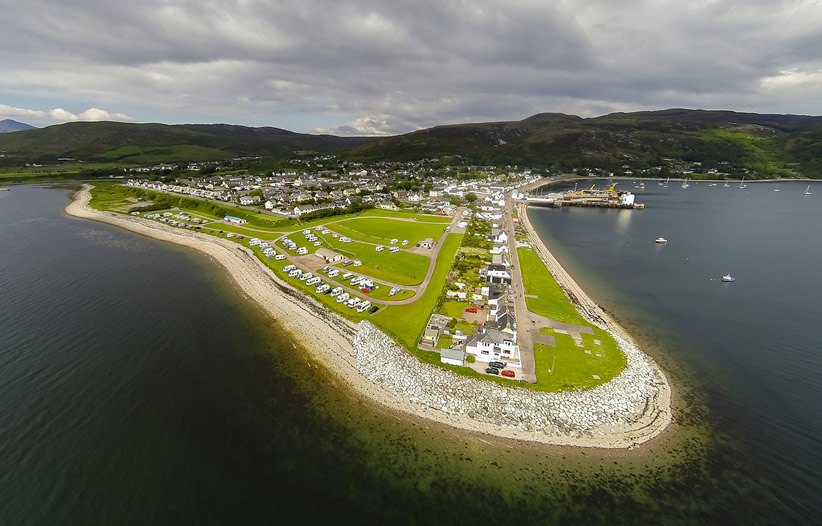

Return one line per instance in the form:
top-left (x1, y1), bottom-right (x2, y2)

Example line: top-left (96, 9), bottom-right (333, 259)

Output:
top-left (105, 160), bottom-right (628, 392)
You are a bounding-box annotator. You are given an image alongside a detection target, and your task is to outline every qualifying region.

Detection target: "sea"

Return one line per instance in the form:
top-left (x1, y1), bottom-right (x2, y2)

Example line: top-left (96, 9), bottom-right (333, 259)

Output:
top-left (0, 183), bottom-right (820, 524)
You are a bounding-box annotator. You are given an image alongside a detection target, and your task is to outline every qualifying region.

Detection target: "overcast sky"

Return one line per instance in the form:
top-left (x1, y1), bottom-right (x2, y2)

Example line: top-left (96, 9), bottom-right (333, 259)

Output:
top-left (1, 0), bottom-right (821, 135)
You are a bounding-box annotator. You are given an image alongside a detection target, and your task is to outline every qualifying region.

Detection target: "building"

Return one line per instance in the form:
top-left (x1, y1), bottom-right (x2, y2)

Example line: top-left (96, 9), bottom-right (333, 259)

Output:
top-left (440, 349), bottom-right (466, 366)
top-left (464, 328), bottom-right (519, 364)
top-left (315, 248), bottom-right (346, 263)
top-left (224, 215), bottom-right (247, 224)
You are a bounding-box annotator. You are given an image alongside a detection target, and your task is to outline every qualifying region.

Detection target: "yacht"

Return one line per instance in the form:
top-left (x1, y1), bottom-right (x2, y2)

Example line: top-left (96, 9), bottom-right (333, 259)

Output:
top-left (738, 177), bottom-right (747, 189)
top-left (774, 183), bottom-right (781, 192)
top-left (655, 237), bottom-right (668, 244)
top-left (681, 178), bottom-right (690, 189)
top-left (804, 185), bottom-right (812, 195)
top-left (722, 273), bottom-right (736, 282)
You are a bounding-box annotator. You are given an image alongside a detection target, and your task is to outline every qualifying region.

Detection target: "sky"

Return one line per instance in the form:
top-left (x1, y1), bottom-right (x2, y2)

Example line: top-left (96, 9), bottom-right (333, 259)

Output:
top-left (1, 0), bottom-right (821, 135)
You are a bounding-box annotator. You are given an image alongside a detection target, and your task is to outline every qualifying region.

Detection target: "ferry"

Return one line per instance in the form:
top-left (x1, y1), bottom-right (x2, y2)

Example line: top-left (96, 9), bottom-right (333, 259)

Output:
top-left (722, 273), bottom-right (736, 282)
top-left (655, 237), bottom-right (668, 244)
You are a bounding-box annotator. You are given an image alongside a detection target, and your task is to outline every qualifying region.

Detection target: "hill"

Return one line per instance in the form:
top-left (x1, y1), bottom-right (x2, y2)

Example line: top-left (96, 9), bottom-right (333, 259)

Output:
top-left (0, 119), bottom-right (35, 133)
top-left (0, 121), bottom-right (373, 164)
top-left (348, 109), bottom-right (822, 177)
top-left (2, 109), bottom-right (822, 177)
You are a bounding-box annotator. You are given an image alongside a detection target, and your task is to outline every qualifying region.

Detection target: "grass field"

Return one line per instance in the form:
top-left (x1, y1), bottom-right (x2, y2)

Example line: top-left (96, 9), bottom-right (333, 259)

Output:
top-left (517, 247), bottom-right (589, 325)
top-left (320, 235), bottom-right (429, 286)
top-left (357, 209), bottom-right (452, 223)
top-left (372, 234), bottom-right (463, 349)
top-left (331, 217), bottom-right (448, 245)
top-left (529, 328), bottom-right (626, 391)
top-left (516, 246), bottom-right (627, 390)
top-left (438, 300), bottom-right (468, 318)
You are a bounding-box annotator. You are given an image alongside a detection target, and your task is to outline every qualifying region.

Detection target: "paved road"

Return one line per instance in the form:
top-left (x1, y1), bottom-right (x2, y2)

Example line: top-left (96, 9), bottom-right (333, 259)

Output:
top-left (503, 179), bottom-right (591, 384)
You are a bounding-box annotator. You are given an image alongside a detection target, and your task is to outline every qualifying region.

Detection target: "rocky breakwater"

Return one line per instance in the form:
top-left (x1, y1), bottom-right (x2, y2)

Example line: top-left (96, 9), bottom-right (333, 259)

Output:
top-left (354, 321), bottom-right (670, 446)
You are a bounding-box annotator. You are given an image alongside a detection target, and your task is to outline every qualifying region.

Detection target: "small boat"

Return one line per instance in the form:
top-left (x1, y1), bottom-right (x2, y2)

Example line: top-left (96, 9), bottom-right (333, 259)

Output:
top-left (723, 182), bottom-right (730, 187)
top-left (722, 273), bottom-right (736, 282)
top-left (681, 178), bottom-right (690, 189)
top-left (774, 183), bottom-right (780, 192)
top-left (663, 177), bottom-right (669, 188)
top-left (804, 185), bottom-right (812, 195)
top-left (655, 237), bottom-right (668, 244)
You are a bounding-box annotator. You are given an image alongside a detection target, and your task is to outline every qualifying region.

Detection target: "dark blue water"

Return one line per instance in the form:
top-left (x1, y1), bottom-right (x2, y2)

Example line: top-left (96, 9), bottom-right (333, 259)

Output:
top-left (1, 184), bottom-right (819, 525)
top-left (529, 179), bottom-right (822, 522)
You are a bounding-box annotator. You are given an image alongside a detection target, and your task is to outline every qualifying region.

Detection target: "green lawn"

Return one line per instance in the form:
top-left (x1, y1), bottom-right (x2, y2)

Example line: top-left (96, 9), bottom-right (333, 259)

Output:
top-left (437, 336), bottom-right (453, 349)
top-left (528, 328), bottom-right (627, 392)
top-left (517, 247), bottom-right (588, 325)
top-left (372, 234), bottom-right (463, 349)
top-left (358, 209), bottom-right (452, 223)
top-left (331, 217), bottom-right (447, 245)
top-left (438, 300), bottom-right (468, 318)
top-left (319, 235), bottom-right (429, 286)
top-left (321, 271), bottom-right (416, 302)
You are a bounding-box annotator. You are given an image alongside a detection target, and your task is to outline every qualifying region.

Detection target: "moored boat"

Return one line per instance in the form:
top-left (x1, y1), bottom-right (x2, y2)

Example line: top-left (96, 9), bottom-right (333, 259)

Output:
top-left (722, 273), bottom-right (736, 282)
top-left (655, 237), bottom-right (668, 244)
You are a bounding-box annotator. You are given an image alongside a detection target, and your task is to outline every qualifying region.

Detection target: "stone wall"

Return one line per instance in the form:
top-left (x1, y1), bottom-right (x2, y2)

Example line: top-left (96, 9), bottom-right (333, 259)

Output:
top-left (353, 321), bottom-right (666, 437)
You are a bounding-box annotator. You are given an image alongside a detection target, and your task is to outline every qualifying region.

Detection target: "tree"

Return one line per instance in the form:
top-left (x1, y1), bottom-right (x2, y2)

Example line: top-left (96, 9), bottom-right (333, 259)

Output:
top-left (465, 192), bottom-right (478, 203)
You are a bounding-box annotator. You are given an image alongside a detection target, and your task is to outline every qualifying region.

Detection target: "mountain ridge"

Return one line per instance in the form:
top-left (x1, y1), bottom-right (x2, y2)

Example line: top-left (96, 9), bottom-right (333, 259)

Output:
top-left (0, 119), bottom-right (36, 133)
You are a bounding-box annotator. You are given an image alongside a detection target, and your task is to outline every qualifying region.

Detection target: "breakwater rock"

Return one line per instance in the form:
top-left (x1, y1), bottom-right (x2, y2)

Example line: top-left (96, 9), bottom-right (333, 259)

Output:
top-left (353, 321), bottom-right (667, 438)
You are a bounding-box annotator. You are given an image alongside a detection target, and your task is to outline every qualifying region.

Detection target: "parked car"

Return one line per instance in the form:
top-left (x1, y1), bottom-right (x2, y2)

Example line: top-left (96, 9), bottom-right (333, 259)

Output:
top-left (368, 306), bottom-right (379, 314)
top-left (485, 367), bottom-right (500, 375)
top-left (465, 307), bottom-right (478, 313)
top-left (501, 370), bottom-right (515, 378)
top-left (490, 361), bottom-right (505, 369)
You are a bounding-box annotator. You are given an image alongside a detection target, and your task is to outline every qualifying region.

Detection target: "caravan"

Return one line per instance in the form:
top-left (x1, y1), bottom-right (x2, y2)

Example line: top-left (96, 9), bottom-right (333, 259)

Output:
top-left (283, 264), bottom-right (296, 272)
top-left (306, 277), bottom-right (321, 286)
top-left (356, 300), bottom-right (372, 313)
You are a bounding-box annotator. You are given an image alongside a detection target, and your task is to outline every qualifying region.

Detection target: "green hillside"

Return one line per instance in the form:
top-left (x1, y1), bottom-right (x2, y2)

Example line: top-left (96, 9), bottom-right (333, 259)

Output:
top-left (2, 109), bottom-right (822, 178)
top-left (347, 109), bottom-right (822, 177)
top-left (0, 121), bottom-right (373, 165)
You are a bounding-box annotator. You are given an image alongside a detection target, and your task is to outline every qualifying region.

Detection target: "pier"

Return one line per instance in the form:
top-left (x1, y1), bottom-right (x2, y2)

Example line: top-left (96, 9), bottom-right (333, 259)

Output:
top-left (515, 182), bottom-right (645, 210)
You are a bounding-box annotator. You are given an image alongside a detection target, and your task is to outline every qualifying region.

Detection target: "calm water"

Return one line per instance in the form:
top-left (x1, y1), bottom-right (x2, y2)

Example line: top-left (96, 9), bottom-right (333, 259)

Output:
top-left (0, 184), bottom-right (818, 524)
top-left (530, 179), bottom-right (822, 523)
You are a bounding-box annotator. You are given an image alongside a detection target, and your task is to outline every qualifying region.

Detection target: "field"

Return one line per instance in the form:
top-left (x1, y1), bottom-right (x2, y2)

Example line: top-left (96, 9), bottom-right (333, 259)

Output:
top-left (331, 217), bottom-right (447, 245)
top-left (516, 246), bottom-right (627, 390)
top-left (319, 235), bottom-right (429, 286)
top-left (530, 329), bottom-right (626, 392)
top-left (373, 234), bottom-right (463, 349)
top-left (517, 247), bottom-right (589, 325)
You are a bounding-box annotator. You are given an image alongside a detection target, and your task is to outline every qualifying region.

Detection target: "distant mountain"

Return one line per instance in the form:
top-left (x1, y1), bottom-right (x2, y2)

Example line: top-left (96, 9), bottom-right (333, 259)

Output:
top-left (0, 121), bottom-right (374, 164)
top-left (347, 109), bottom-right (822, 177)
top-left (0, 119), bottom-right (35, 133)
top-left (2, 110), bottom-right (822, 177)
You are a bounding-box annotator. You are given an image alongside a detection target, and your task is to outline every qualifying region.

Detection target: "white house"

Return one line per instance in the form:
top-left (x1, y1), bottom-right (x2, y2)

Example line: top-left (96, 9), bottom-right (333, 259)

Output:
top-left (490, 228), bottom-right (508, 244)
top-left (464, 328), bottom-right (519, 364)
top-left (315, 248), bottom-right (346, 263)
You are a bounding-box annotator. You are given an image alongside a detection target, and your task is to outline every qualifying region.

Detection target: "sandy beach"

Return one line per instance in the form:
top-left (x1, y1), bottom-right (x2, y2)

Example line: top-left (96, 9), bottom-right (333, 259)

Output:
top-left (66, 184), bottom-right (672, 448)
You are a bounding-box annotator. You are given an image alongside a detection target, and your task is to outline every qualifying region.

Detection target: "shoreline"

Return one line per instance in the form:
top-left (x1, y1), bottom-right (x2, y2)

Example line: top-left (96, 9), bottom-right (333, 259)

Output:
top-left (66, 184), bottom-right (672, 449)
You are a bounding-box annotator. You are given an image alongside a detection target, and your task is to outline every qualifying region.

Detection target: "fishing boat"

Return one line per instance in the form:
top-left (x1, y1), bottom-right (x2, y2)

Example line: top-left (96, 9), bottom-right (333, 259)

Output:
top-left (655, 237), bottom-right (668, 244)
top-left (804, 185), bottom-right (812, 195)
top-left (738, 177), bottom-right (747, 189)
top-left (722, 273), bottom-right (736, 282)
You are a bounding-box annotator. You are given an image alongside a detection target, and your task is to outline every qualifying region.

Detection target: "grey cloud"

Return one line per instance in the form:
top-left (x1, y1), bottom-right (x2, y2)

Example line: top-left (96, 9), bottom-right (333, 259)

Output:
top-left (1, 0), bottom-right (821, 134)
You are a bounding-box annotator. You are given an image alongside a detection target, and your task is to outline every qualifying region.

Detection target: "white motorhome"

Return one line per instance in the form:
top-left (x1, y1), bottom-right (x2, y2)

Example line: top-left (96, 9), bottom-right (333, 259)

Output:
top-left (389, 247), bottom-right (399, 253)
top-left (297, 247), bottom-right (308, 255)
top-left (330, 287), bottom-right (343, 297)
top-left (274, 254), bottom-right (286, 261)
top-left (306, 277), bottom-right (321, 286)
top-left (356, 300), bottom-right (372, 313)
top-left (283, 264), bottom-right (296, 272)
top-left (327, 269), bottom-right (340, 278)
top-left (336, 292), bottom-right (350, 303)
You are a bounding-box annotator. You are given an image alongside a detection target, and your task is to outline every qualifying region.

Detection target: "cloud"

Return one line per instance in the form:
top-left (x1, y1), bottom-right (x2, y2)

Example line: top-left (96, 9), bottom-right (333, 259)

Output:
top-left (0, 104), bottom-right (134, 126)
top-left (1, 1), bottom-right (822, 133)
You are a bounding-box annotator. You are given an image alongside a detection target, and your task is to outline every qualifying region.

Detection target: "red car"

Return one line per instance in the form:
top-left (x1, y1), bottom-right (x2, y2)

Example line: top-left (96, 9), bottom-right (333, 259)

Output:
top-left (501, 370), bottom-right (515, 378)
top-left (465, 307), bottom-right (477, 313)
